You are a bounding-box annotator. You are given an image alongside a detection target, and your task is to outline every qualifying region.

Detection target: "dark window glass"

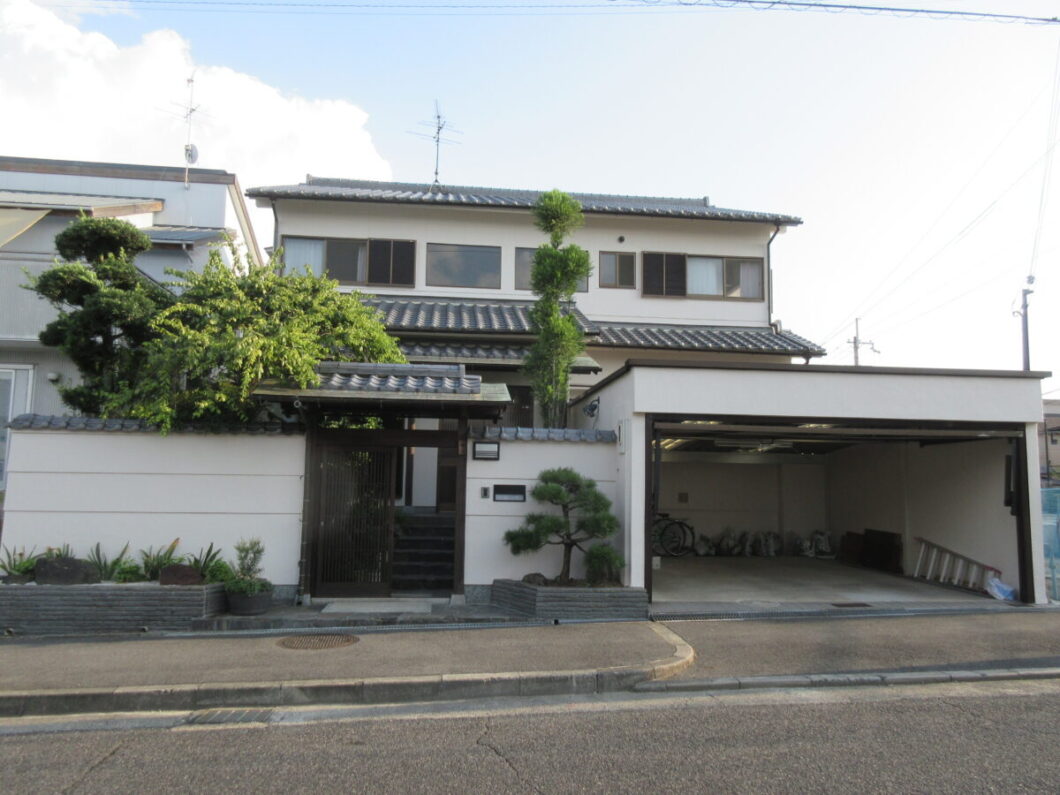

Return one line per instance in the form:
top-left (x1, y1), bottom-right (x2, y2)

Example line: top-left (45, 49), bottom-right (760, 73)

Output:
top-left (426, 243), bottom-right (502, 288)
top-left (368, 239), bottom-right (392, 284)
top-left (664, 254), bottom-right (687, 296)
top-left (325, 239), bottom-right (367, 284)
top-left (642, 252), bottom-right (665, 295)
top-left (391, 241), bottom-right (415, 286)
top-left (618, 253), bottom-right (636, 287)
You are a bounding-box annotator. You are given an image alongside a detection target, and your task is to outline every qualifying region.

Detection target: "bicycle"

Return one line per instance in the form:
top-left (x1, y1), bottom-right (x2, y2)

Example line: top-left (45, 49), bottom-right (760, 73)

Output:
top-left (651, 513), bottom-right (696, 557)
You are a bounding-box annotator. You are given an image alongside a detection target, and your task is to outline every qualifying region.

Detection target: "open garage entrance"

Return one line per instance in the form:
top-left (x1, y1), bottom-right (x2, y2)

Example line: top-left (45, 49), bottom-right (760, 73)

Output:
top-left (645, 414), bottom-right (1038, 614)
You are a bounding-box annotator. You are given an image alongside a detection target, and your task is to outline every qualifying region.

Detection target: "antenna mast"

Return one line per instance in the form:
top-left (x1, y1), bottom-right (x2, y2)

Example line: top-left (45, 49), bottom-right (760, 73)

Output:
top-left (408, 101), bottom-right (461, 192)
top-left (846, 318), bottom-right (880, 366)
top-left (182, 74), bottom-right (199, 189)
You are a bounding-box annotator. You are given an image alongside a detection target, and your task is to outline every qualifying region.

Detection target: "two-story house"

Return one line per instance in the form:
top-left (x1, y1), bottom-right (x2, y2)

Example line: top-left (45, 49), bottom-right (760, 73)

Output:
top-left (243, 177), bottom-right (1047, 608)
top-left (0, 156), bottom-right (262, 492)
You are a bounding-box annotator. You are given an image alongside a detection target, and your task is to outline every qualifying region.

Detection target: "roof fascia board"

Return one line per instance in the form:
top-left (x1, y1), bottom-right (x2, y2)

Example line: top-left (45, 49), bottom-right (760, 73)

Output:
top-left (572, 358), bottom-right (1052, 406)
top-left (0, 157), bottom-right (234, 185)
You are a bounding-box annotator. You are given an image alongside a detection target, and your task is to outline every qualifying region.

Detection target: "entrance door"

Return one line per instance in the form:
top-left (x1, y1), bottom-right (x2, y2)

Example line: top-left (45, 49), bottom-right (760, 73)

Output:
top-left (313, 443), bottom-right (396, 597)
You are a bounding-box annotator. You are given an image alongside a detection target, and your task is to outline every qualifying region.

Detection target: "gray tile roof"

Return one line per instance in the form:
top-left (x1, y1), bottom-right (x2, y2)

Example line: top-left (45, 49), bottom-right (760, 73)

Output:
top-left (469, 426), bottom-right (618, 443)
top-left (316, 362), bottom-right (481, 394)
top-left (6, 414), bottom-right (298, 434)
top-left (592, 322), bottom-right (825, 357)
top-left (400, 341), bottom-right (601, 373)
top-left (248, 178), bottom-right (801, 225)
top-left (366, 296), bottom-right (598, 335)
top-left (144, 225), bottom-right (227, 244)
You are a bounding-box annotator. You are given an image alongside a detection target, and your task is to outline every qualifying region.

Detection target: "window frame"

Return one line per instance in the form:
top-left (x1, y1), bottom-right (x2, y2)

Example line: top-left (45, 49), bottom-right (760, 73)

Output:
top-left (280, 235), bottom-right (416, 288)
top-left (642, 251), bottom-right (765, 301)
top-left (598, 251), bottom-right (637, 289)
top-left (425, 241), bottom-right (503, 290)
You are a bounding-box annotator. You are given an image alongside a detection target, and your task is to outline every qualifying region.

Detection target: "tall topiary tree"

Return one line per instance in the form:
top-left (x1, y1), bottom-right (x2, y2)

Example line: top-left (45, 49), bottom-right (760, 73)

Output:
top-left (524, 190), bottom-right (592, 428)
top-left (107, 249), bottom-right (406, 431)
top-left (504, 467), bottom-right (623, 585)
top-left (27, 217), bottom-right (173, 415)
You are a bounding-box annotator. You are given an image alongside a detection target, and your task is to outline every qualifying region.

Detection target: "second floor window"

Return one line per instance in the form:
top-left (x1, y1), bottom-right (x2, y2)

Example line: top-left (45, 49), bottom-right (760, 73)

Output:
top-left (515, 247), bottom-right (588, 292)
top-left (643, 253), bottom-right (764, 299)
top-left (427, 243), bottom-right (502, 288)
top-left (599, 252), bottom-right (636, 289)
top-left (282, 236), bottom-right (414, 287)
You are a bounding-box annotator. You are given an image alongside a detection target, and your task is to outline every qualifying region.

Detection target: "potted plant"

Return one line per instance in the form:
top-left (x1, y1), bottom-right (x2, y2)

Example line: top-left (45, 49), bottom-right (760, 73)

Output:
top-left (225, 538), bottom-right (273, 615)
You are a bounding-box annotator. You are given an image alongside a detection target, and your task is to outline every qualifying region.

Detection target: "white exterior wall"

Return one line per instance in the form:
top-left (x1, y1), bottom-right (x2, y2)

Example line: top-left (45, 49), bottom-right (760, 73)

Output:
top-left (464, 441), bottom-right (621, 585)
top-left (825, 438), bottom-right (1046, 601)
top-left (657, 453), bottom-right (827, 540)
top-left (627, 366), bottom-right (1044, 424)
top-left (1, 430), bottom-right (306, 585)
top-left (273, 200), bottom-right (776, 327)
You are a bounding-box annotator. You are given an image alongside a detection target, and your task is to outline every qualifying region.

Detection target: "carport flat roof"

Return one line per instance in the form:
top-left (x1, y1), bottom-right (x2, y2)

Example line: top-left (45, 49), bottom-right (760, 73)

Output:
top-left (574, 358), bottom-right (1052, 406)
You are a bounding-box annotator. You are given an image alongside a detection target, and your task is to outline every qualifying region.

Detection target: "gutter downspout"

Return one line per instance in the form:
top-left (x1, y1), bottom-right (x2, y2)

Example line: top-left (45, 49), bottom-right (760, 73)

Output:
top-left (766, 223), bottom-right (780, 323)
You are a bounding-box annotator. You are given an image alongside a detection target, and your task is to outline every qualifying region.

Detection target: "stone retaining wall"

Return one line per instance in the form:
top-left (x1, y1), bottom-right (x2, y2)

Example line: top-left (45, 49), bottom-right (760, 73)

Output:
top-left (491, 579), bottom-right (648, 620)
top-left (0, 583), bottom-right (227, 635)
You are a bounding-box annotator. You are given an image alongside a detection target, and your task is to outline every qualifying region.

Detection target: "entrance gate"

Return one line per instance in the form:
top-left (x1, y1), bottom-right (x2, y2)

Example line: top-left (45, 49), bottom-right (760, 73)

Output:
top-left (313, 442), bottom-right (395, 596)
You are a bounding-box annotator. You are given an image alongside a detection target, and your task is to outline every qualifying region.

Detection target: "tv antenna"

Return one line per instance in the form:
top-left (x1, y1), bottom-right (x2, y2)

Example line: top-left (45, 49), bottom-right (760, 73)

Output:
top-left (846, 318), bottom-right (880, 366)
top-left (182, 73), bottom-right (200, 189)
top-left (408, 101), bottom-right (461, 192)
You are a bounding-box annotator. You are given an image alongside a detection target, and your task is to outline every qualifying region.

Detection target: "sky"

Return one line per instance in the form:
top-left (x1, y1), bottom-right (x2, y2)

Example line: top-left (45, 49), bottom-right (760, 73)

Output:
top-left (1, 0), bottom-right (1058, 395)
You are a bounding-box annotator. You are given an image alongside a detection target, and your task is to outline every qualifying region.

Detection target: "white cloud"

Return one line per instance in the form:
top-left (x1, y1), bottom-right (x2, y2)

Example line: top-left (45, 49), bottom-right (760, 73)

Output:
top-left (0, 0), bottom-right (391, 241)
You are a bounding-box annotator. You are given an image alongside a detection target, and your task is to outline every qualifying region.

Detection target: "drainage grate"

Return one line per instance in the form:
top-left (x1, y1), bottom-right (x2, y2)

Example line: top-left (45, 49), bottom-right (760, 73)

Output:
top-left (277, 634), bottom-right (358, 650)
top-left (831, 602), bottom-right (872, 608)
top-left (187, 708), bottom-right (274, 726)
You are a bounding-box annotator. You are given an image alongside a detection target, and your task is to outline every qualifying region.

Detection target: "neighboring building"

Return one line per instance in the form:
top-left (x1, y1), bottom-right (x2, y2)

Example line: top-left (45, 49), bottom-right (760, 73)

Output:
top-left (0, 156), bottom-right (262, 491)
top-left (1042, 398), bottom-right (1060, 485)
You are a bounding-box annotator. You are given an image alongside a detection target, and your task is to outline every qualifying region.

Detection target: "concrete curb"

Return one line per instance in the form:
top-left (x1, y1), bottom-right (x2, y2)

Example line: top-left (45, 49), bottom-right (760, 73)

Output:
top-left (632, 666), bottom-right (1060, 694)
top-left (0, 623), bottom-right (696, 718)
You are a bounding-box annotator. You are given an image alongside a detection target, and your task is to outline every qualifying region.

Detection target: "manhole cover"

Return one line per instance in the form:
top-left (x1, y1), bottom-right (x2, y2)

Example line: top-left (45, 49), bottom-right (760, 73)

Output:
top-left (277, 634), bottom-right (358, 650)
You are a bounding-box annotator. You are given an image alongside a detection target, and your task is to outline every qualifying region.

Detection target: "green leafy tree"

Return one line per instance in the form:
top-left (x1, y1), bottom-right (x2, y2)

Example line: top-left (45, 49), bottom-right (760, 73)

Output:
top-left (107, 250), bottom-right (405, 431)
top-left (504, 467), bottom-right (623, 585)
top-left (27, 217), bottom-right (173, 415)
top-left (524, 191), bottom-right (592, 428)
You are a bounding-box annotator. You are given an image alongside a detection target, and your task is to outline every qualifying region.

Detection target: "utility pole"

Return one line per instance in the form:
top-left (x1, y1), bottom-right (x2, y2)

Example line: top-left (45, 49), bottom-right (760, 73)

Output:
top-left (846, 318), bottom-right (879, 366)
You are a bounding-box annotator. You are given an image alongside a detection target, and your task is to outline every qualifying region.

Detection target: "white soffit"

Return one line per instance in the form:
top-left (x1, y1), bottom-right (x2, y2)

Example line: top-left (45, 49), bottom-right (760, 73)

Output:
top-left (0, 208), bottom-right (48, 246)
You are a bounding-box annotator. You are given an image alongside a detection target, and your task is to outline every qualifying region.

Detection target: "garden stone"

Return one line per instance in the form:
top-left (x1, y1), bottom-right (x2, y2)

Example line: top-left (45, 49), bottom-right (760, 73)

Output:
top-left (34, 557), bottom-right (100, 585)
top-left (160, 563), bottom-right (204, 585)
top-left (522, 573), bottom-right (549, 586)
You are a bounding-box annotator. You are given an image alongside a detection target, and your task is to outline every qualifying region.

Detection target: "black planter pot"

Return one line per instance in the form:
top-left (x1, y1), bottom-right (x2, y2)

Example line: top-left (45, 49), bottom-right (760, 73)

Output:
top-left (226, 591), bottom-right (272, 616)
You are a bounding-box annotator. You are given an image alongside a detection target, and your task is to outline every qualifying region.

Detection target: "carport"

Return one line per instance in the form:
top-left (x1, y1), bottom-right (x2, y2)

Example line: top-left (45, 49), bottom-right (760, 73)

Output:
top-left (571, 360), bottom-right (1048, 608)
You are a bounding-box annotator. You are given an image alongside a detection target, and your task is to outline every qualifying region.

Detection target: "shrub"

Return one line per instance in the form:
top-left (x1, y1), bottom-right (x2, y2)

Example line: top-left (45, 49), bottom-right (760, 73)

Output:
top-left (504, 467), bottom-right (621, 585)
top-left (113, 561), bottom-right (147, 583)
top-left (86, 542), bottom-right (131, 581)
top-left (189, 543), bottom-right (223, 578)
top-left (43, 544), bottom-right (74, 559)
top-left (585, 544), bottom-right (625, 586)
top-left (140, 538), bottom-right (183, 580)
top-left (1, 546), bottom-right (40, 577)
top-left (203, 558), bottom-right (234, 584)
top-left (225, 538), bottom-right (272, 595)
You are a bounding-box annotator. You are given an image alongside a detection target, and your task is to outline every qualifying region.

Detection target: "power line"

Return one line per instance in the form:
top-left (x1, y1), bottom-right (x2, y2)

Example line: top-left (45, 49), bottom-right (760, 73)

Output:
top-left (38, 0), bottom-right (1060, 23)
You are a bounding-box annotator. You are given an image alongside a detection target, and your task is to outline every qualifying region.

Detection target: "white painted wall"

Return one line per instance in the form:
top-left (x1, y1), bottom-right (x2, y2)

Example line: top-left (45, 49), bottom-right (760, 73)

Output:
top-left (656, 453), bottom-right (827, 543)
top-left (274, 200), bottom-right (777, 327)
top-left (410, 418), bottom-right (439, 509)
top-left (464, 440), bottom-right (621, 585)
top-left (1, 430), bottom-right (306, 585)
top-left (626, 365), bottom-right (1044, 424)
top-left (825, 438), bottom-right (1047, 601)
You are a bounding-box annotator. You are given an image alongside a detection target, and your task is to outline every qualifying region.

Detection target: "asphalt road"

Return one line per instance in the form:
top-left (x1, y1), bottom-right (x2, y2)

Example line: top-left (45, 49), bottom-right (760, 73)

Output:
top-left (3, 680), bottom-right (1060, 793)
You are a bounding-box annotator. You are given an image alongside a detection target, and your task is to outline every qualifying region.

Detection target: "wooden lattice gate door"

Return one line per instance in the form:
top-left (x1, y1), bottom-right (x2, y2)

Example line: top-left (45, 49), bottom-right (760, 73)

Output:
top-left (313, 444), bottom-right (395, 597)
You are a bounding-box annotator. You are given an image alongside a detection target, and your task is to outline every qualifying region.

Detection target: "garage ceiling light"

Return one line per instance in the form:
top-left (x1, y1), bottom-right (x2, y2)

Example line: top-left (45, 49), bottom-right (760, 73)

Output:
top-left (798, 423), bottom-right (835, 429)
